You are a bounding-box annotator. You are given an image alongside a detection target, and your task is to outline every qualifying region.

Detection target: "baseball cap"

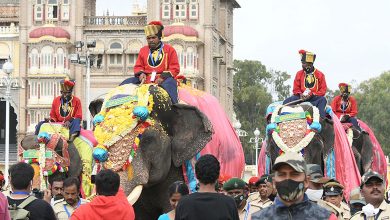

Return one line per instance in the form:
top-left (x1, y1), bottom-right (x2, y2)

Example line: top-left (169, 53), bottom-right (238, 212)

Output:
top-left (272, 152), bottom-right (306, 173)
top-left (307, 164), bottom-right (330, 184)
top-left (361, 170), bottom-right (384, 187)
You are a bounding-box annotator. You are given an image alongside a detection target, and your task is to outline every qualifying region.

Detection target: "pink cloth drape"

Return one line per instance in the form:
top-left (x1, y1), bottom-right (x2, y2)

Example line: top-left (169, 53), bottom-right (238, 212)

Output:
top-left (332, 114), bottom-right (361, 200)
top-left (258, 141), bottom-right (267, 177)
top-left (358, 120), bottom-right (387, 181)
top-left (178, 85), bottom-right (245, 177)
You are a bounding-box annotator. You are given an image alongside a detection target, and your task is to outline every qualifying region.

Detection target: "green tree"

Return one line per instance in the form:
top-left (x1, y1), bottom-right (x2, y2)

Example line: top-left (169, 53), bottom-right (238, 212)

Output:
top-left (233, 60), bottom-right (284, 164)
top-left (270, 69), bottom-right (291, 101)
top-left (354, 71), bottom-right (390, 154)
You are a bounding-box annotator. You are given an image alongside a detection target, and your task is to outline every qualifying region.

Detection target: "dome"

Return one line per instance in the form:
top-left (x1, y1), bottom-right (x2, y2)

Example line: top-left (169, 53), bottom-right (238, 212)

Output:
top-left (164, 25), bottom-right (198, 37)
top-left (29, 26), bottom-right (70, 39)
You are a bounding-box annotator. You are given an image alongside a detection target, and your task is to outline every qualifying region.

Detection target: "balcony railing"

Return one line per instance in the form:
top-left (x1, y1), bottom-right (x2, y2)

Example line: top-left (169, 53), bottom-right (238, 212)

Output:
top-left (0, 24), bottom-right (19, 34)
top-left (84, 15), bottom-right (147, 27)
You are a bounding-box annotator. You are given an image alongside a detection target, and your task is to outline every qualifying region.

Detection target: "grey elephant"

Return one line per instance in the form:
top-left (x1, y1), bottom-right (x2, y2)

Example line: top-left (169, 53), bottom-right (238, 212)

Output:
top-left (265, 103), bottom-right (334, 169)
top-left (91, 83), bottom-right (213, 219)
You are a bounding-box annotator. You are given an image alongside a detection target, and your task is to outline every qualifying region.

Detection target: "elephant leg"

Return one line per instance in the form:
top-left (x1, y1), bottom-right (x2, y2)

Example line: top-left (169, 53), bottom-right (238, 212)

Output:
top-left (134, 166), bottom-right (184, 220)
top-left (360, 133), bottom-right (374, 174)
top-left (351, 146), bottom-right (363, 176)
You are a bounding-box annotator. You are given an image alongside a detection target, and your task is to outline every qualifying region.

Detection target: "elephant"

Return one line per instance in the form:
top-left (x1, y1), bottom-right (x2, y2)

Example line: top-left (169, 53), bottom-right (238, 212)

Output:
top-left (90, 83), bottom-right (213, 219)
top-left (262, 102), bottom-right (362, 198)
top-left (265, 103), bottom-right (334, 170)
top-left (20, 122), bottom-right (96, 197)
top-left (20, 133), bottom-right (83, 189)
top-left (344, 125), bottom-right (374, 176)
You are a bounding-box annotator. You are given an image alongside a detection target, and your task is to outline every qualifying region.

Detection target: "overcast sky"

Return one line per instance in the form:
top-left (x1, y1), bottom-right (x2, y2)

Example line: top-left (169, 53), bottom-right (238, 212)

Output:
top-left (97, 0), bottom-right (390, 90)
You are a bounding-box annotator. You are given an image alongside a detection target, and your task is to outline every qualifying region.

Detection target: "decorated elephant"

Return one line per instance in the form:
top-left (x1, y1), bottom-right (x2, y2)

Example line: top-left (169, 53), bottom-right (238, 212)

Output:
top-left (91, 83), bottom-right (212, 219)
top-left (260, 103), bottom-right (361, 198)
top-left (20, 125), bottom-right (95, 197)
top-left (343, 120), bottom-right (387, 178)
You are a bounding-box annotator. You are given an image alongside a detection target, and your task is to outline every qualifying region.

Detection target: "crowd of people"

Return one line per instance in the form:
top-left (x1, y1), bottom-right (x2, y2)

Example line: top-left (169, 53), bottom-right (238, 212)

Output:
top-left (0, 153), bottom-right (387, 220)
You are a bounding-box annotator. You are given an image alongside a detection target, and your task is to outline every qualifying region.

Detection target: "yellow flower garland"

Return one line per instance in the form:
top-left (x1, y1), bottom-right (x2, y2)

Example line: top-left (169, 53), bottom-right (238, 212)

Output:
top-left (94, 84), bottom-right (154, 149)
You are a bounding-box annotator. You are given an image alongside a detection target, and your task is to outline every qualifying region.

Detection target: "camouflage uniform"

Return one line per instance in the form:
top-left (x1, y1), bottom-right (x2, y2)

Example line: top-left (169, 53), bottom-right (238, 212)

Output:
top-left (251, 152), bottom-right (333, 220)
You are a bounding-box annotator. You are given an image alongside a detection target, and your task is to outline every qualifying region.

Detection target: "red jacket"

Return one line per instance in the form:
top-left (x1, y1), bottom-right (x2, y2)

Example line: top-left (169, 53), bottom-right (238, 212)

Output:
top-left (134, 43), bottom-right (180, 83)
top-left (50, 96), bottom-right (82, 122)
top-left (70, 188), bottom-right (135, 220)
top-left (331, 95), bottom-right (358, 118)
top-left (292, 69), bottom-right (327, 96)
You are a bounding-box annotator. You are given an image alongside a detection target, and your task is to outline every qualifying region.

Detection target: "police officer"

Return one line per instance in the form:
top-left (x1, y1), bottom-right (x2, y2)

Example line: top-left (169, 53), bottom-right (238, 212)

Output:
top-left (318, 179), bottom-right (350, 219)
top-left (349, 187), bottom-right (366, 216)
top-left (306, 164), bottom-right (329, 202)
top-left (53, 177), bottom-right (88, 220)
top-left (250, 175), bottom-right (273, 210)
top-left (223, 178), bottom-right (257, 220)
top-left (350, 171), bottom-right (390, 220)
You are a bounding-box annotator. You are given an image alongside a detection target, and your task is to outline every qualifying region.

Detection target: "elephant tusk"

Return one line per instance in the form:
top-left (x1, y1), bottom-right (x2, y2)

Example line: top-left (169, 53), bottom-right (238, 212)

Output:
top-left (127, 185), bottom-right (143, 205)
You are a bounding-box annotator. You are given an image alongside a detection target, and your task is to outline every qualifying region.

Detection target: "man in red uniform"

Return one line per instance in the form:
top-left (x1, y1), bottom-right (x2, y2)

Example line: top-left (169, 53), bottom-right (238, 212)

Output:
top-left (331, 83), bottom-right (362, 131)
top-left (35, 77), bottom-right (82, 142)
top-left (120, 21), bottom-right (180, 103)
top-left (283, 50), bottom-right (328, 118)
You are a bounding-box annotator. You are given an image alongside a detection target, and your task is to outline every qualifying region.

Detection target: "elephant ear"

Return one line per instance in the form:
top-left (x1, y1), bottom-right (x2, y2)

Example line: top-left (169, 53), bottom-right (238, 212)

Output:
top-left (171, 104), bottom-right (213, 167)
top-left (89, 99), bottom-right (104, 117)
top-left (20, 135), bottom-right (39, 150)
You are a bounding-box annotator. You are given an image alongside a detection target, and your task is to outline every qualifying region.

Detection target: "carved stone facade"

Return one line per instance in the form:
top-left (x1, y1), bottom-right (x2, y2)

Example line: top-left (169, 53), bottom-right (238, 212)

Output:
top-left (3, 0), bottom-right (239, 142)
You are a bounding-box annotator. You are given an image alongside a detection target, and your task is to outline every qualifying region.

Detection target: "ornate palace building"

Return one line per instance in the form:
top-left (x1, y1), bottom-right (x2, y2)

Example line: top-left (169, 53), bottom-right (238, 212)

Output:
top-left (0, 0), bottom-right (240, 150)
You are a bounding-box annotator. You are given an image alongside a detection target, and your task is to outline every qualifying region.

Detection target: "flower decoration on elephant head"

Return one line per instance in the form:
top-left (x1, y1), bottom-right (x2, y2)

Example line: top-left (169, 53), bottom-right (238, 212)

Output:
top-left (93, 84), bottom-right (162, 176)
top-left (267, 104), bottom-right (321, 155)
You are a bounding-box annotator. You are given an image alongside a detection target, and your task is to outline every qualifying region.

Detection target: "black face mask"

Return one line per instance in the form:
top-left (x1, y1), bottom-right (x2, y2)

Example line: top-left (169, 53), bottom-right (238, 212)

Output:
top-left (304, 66), bottom-right (314, 73)
top-left (275, 179), bottom-right (305, 202)
top-left (341, 93), bottom-right (349, 100)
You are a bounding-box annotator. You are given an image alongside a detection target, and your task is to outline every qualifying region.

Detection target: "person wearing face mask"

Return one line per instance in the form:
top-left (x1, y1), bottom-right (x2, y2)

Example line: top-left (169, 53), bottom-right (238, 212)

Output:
top-left (250, 175), bottom-right (273, 210)
top-left (318, 179), bottom-right (350, 220)
top-left (35, 77), bottom-right (82, 143)
top-left (349, 187), bottom-right (366, 216)
top-left (283, 50), bottom-right (328, 118)
top-left (223, 178), bottom-right (256, 220)
top-left (158, 181), bottom-right (189, 220)
top-left (251, 152), bottom-right (337, 220)
top-left (306, 164), bottom-right (329, 202)
top-left (350, 171), bottom-right (390, 220)
top-left (120, 21), bottom-right (180, 104)
top-left (331, 83), bottom-right (363, 132)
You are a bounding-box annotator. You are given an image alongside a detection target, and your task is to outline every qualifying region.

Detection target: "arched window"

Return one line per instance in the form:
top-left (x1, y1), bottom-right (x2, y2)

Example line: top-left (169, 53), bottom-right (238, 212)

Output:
top-left (31, 48), bottom-right (39, 68)
top-left (62, 0), bottom-right (70, 21)
top-left (190, 0), bottom-right (198, 19)
top-left (56, 48), bottom-right (64, 69)
top-left (172, 44), bottom-right (184, 70)
top-left (162, 0), bottom-right (171, 20)
top-left (174, 0), bottom-right (187, 19)
top-left (41, 46), bottom-right (54, 71)
top-left (47, 0), bottom-right (58, 20)
top-left (186, 47), bottom-right (194, 69)
top-left (110, 42), bottom-right (122, 49)
top-left (35, 5), bottom-right (43, 21)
